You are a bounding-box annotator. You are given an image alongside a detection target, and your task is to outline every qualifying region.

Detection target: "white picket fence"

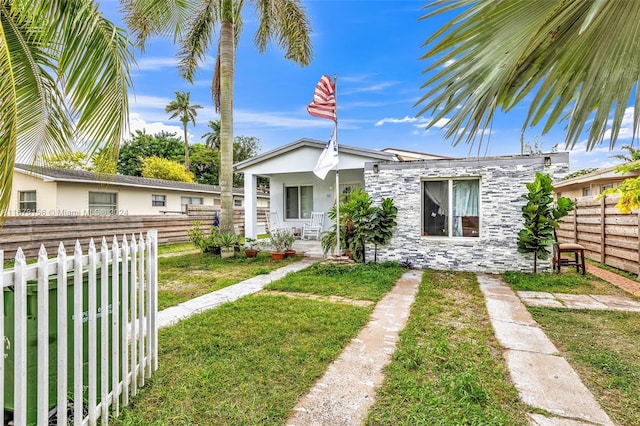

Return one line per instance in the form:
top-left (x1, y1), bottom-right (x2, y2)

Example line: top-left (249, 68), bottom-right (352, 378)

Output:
top-left (0, 230), bottom-right (158, 425)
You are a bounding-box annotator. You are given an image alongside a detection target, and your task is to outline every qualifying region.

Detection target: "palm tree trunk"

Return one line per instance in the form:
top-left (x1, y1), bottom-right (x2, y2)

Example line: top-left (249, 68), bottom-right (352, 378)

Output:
top-left (219, 18), bottom-right (235, 234)
top-left (183, 124), bottom-right (190, 170)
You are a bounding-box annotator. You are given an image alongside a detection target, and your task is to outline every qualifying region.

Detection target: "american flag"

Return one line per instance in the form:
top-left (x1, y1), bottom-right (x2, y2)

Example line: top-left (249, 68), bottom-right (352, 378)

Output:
top-left (307, 75), bottom-right (336, 121)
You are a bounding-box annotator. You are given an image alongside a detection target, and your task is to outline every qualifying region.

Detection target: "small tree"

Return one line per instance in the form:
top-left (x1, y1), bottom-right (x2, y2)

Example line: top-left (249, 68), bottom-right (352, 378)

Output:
top-left (517, 172), bottom-right (575, 272)
top-left (141, 156), bottom-right (196, 182)
top-left (321, 189), bottom-right (397, 263)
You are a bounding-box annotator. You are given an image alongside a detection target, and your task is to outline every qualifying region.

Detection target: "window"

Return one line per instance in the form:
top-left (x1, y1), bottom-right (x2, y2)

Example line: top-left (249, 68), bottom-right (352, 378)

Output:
top-left (89, 192), bottom-right (117, 215)
top-left (423, 179), bottom-right (480, 238)
top-left (152, 194), bottom-right (166, 207)
top-left (601, 183), bottom-right (613, 192)
top-left (285, 185), bottom-right (313, 219)
top-left (582, 187), bottom-right (591, 196)
top-left (181, 196), bottom-right (203, 212)
top-left (234, 199), bottom-right (242, 207)
top-left (19, 191), bottom-right (36, 212)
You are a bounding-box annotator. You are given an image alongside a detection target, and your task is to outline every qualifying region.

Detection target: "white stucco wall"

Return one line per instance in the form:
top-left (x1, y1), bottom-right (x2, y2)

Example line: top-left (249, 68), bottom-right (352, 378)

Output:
top-left (8, 172), bottom-right (58, 214)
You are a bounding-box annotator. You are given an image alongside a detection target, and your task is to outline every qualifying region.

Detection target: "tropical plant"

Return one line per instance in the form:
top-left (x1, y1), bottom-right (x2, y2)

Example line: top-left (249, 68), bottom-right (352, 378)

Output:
top-left (141, 156), bottom-right (196, 182)
top-left (599, 170), bottom-right (640, 214)
top-left (244, 237), bottom-right (259, 250)
top-left (122, 0), bottom-right (312, 233)
top-left (42, 150), bottom-right (115, 173)
top-left (418, 1), bottom-right (640, 152)
top-left (189, 143), bottom-right (219, 185)
top-left (187, 220), bottom-right (206, 248)
top-left (322, 189), bottom-right (397, 263)
top-left (517, 173), bottom-right (575, 273)
top-left (0, 0), bottom-right (133, 214)
top-left (268, 229), bottom-right (294, 253)
top-left (202, 120), bottom-right (221, 150)
top-left (610, 145), bottom-right (640, 164)
top-left (165, 91), bottom-right (203, 170)
top-left (562, 168), bottom-right (599, 181)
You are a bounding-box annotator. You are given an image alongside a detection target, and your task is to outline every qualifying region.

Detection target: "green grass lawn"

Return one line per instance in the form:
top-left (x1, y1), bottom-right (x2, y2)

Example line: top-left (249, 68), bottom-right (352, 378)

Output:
top-left (113, 261), bottom-right (408, 425)
top-left (157, 251), bottom-right (302, 310)
top-left (367, 270), bottom-right (528, 425)
top-left (265, 261), bottom-right (404, 302)
top-left (502, 269), bottom-right (633, 296)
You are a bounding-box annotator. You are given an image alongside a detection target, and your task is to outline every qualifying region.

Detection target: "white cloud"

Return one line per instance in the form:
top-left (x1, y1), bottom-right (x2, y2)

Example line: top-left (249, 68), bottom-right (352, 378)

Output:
top-left (134, 57), bottom-right (178, 71)
top-left (375, 116), bottom-right (422, 126)
top-left (127, 113), bottom-right (185, 139)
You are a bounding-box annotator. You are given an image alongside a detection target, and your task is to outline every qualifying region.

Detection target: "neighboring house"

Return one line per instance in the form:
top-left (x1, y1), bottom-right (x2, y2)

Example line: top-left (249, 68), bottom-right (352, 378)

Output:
top-left (9, 164), bottom-right (268, 216)
top-left (553, 165), bottom-right (640, 199)
top-left (236, 140), bottom-right (570, 273)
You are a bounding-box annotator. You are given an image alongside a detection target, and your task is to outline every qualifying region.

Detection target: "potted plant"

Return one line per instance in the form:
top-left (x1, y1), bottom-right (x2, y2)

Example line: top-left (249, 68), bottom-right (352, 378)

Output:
top-left (268, 229), bottom-right (291, 260)
top-left (282, 231), bottom-right (296, 258)
top-left (217, 232), bottom-right (238, 258)
top-left (244, 237), bottom-right (260, 258)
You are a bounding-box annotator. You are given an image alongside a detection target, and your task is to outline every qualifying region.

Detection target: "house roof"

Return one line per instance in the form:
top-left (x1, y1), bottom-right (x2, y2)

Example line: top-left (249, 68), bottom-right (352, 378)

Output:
top-left (233, 138), bottom-right (397, 171)
top-left (554, 164), bottom-right (640, 189)
top-left (14, 163), bottom-right (261, 196)
top-left (380, 147), bottom-right (455, 161)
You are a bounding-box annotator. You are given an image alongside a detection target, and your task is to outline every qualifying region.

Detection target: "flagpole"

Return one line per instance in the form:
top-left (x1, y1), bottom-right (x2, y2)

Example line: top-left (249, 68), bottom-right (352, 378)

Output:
top-left (334, 74), bottom-right (340, 257)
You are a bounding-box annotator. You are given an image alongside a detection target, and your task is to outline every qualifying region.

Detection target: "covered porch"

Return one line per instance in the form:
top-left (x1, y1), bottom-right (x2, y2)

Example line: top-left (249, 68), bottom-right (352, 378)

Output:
top-left (235, 138), bottom-right (396, 239)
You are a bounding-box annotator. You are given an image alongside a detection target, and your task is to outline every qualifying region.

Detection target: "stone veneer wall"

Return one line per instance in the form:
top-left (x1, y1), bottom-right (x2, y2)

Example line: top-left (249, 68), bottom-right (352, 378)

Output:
top-left (364, 153), bottom-right (570, 273)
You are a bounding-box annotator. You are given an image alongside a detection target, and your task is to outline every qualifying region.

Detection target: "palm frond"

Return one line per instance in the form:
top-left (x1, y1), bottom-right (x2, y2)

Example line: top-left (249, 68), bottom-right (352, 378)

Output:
top-left (254, 0), bottom-right (312, 66)
top-left (121, 0), bottom-right (197, 47)
top-left (177, 0), bottom-right (220, 82)
top-left (418, 0), bottom-right (640, 151)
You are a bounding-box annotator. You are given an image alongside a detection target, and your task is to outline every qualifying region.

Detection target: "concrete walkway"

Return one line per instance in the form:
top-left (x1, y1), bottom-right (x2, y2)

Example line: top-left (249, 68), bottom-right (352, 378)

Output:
top-left (478, 274), bottom-right (615, 426)
top-left (287, 270), bottom-right (422, 426)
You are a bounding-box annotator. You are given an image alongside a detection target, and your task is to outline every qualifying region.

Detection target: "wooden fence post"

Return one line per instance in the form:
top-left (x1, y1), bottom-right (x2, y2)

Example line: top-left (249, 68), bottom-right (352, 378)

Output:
top-left (573, 198), bottom-right (578, 242)
top-left (637, 210), bottom-right (640, 278)
top-left (600, 195), bottom-right (606, 264)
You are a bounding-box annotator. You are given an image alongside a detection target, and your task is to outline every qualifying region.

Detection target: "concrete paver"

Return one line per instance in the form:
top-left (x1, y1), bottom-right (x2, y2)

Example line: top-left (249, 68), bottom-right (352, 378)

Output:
top-left (506, 350), bottom-right (614, 426)
top-left (286, 271), bottom-right (422, 426)
top-left (554, 293), bottom-right (609, 310)
top-left (477, 274), bottom-right (614, 426)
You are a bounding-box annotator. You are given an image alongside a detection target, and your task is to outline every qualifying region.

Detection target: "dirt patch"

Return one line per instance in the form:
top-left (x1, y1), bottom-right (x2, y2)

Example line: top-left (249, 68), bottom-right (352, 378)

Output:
top-left (260, 290), bottom-right (374, 307)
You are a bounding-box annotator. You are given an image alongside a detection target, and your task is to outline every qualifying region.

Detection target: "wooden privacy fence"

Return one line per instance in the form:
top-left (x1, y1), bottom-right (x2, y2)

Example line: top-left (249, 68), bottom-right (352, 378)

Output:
top-left (0, 208), bottom-right (269, 259)
top-left (558, 195), bottom-right (640, 276)
top-left (0, 230), bottom-right (158, 425)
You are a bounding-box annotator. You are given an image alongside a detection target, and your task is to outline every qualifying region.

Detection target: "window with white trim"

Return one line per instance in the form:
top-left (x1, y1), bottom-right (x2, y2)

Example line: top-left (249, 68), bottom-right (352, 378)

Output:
top-left (89, 192), bottom-right (117, 215)
top-left (152, 194), bottom-right (166, 207)
top-left (423, 178), bottom-right (480, 238)
top-left (285, 185), bottom-right (313, 219)
top-left (19, 191), bottom-right (37, 212)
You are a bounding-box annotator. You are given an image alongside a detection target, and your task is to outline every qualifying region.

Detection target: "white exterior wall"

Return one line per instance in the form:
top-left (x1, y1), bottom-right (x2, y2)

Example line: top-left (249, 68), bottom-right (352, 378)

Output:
top-left (8, 173), bottom-right (58, 214)
top-left (365, 154), bottom-right (570, 273)
top-left (269, 169), bottom-right (364, 232)
top-left (10, 171), bottom-right (262, 216)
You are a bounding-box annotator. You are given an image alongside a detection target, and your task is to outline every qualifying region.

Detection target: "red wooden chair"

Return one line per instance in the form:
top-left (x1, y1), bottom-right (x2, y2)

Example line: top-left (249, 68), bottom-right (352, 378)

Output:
top-left (553, 229), bottom-right (586, 275)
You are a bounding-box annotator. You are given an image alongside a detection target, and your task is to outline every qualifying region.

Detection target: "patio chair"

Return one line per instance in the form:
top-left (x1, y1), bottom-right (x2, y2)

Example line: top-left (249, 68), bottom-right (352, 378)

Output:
top-left (552, 229), bottom-right (585, 275)
top-left (266, 211), bottom-right (288, 234)
top-left (302, 211), bottom-right (325, 240)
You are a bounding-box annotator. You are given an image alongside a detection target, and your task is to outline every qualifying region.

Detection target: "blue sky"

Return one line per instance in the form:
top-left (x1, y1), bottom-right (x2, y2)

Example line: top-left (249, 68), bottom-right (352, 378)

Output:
top-left (100, 0), bottom-right (636, 172)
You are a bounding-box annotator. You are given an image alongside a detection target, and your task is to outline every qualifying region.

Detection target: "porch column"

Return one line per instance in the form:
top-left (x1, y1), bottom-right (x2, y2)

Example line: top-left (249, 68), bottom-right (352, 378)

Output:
top-left (244, 173), bottom-right (258, 238)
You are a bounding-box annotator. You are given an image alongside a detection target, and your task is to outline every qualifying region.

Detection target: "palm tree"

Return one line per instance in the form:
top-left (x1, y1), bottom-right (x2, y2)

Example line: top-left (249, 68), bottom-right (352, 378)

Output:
top-left (0, 0), bottom-right (132, 213)
top-left (202, 119), bottom-right (221, 150)
top-left (122, 0), bottom-right (312, 233)
top-left (610, 145), bottom-right (640, 164)
top-left (417, 1), bottom-right (640, 153)
top-left (165, 91), bottom-right (202, 170)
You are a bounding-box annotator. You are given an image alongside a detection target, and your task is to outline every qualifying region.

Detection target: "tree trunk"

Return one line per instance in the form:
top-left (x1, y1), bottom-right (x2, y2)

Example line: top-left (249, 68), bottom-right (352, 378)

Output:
top-left (183, 124), bottom-right (190, 170)
top-left (219, 18), bottom-right (235, 234)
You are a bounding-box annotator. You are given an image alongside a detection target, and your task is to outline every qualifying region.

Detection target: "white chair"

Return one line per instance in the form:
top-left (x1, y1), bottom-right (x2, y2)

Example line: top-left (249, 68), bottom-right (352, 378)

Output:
top-left (302, 211), bottom-right (325, 240)
top-left (266, 211), bottom-right (288, 234)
